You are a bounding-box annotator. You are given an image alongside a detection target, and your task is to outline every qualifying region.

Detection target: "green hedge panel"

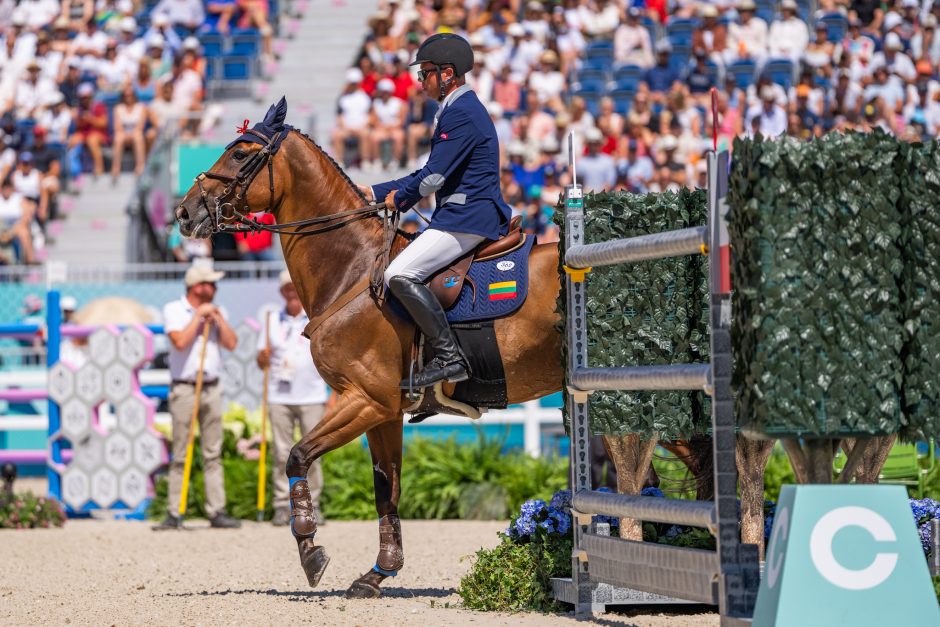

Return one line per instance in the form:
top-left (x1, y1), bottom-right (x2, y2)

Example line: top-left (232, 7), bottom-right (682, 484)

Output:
top-left (729, 132), bottom-right (904, 437)
top-left (555, 189), bottom-right (710, 439)
top-left (898, 141), bottom-right (940, 440)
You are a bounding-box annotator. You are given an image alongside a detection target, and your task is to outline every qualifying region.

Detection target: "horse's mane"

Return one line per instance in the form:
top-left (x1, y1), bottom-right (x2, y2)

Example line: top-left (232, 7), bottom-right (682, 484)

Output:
top-left (289, 128), bottom-right (417, 241)
top-left (290, 128), bottom-right (367, 203)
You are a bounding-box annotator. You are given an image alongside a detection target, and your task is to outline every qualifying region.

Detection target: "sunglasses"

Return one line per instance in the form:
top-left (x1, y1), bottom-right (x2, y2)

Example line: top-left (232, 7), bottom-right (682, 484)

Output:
top-left (416, 65), bottom-right (452, 82)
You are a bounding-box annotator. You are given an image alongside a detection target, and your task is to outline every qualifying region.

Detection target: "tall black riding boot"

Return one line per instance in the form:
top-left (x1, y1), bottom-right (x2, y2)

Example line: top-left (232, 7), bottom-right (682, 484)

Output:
top-left (388, 275), bottom-right (469, 389)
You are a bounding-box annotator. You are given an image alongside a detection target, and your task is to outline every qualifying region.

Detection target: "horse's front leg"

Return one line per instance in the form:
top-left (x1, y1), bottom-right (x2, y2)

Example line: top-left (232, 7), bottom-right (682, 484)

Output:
top-left (286, 391), bottom-right (395, 588)
top-left (346, 418), bottom-right (404, 599)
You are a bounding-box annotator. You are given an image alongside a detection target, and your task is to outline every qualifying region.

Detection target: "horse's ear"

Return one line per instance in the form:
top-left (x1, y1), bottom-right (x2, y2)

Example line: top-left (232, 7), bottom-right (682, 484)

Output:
top-left (264, 96), bottom-right (288, 130)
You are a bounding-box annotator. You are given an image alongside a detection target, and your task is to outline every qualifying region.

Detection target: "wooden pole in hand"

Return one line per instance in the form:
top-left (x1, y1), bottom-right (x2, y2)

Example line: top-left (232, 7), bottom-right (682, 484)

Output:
top-left (257, 311), bottom-right (271, 522)
top-left (178, 323), bottom-right (212, 517)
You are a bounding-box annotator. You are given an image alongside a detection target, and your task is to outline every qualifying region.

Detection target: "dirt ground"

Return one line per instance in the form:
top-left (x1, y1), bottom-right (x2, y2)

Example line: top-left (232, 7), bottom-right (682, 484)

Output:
top-left (0, 517), bottom-right (719, 626)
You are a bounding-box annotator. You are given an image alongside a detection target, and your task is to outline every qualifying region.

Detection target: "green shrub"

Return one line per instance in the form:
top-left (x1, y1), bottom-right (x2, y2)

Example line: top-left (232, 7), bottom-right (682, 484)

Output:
top-left (149, 431), bottom-right (567, 521)
top-left (763, 450), bottom-right (797, 503)
top-left (459, 493), bottom-right (572, 612)
top-left (0, 492), bottom-right (66, 529)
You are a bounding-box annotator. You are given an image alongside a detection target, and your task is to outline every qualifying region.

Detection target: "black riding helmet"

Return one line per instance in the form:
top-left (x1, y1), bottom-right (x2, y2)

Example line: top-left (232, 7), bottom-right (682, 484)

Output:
top-left (410, 33), bottom-right (474, 100)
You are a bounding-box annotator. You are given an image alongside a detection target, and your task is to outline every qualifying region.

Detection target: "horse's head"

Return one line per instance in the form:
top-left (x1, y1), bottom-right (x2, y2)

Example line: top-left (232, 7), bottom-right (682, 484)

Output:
top-left (176, 97), bottom-right (293, 238)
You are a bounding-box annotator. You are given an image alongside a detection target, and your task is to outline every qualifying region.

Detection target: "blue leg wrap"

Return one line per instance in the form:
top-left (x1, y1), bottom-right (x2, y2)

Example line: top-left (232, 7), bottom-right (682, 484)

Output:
top-left (372, 564), bottom-right (398, 578)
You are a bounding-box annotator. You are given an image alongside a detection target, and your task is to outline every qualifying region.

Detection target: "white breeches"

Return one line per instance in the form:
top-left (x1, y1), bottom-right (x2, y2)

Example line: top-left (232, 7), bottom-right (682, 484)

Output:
top-left (384, 228), bottom-right (486, 285)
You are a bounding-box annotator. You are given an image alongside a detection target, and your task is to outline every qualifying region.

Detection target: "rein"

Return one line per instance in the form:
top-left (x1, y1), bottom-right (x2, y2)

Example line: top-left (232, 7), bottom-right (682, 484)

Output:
top-left (193, 125), bottom-right (403, 312)
top-left (194, 127), bottom-right (386, 237)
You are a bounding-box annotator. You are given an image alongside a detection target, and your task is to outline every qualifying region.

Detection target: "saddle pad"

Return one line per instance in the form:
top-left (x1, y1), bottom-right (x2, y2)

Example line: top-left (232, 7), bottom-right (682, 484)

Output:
top-left (445, 235), bottom-right (536, 323)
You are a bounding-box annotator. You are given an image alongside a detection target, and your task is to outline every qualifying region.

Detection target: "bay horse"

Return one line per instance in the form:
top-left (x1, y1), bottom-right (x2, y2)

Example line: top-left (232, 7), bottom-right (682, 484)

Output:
top-left (175, 101), bottom-right (564, 597)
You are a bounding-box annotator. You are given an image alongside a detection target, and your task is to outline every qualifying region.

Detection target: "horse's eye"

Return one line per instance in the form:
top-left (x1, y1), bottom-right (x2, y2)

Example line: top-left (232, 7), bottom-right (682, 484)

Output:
top-left (233, 150), bottom-right (248, 161)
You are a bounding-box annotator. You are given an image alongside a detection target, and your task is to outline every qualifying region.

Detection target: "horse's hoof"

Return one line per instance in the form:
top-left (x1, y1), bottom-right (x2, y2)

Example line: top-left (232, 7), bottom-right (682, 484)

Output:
top-left (344, 570), bottom-right (384, 599)
top-left (298, 539), bottom-right (330, 587)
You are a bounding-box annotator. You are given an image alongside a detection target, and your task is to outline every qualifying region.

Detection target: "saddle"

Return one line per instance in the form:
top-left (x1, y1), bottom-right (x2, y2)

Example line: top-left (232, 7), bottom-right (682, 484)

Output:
top-left (426, 215), bottom-right (525, 310)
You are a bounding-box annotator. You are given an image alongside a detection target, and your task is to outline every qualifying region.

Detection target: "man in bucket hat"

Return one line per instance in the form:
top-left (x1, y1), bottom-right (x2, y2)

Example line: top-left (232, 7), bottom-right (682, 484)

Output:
top-left (154, 262), bottom-right (240, 530)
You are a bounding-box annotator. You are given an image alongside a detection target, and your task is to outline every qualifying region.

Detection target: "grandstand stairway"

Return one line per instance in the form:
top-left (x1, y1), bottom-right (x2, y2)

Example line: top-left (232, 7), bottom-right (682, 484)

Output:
top-left (45, 175), bottom-right (133, 265)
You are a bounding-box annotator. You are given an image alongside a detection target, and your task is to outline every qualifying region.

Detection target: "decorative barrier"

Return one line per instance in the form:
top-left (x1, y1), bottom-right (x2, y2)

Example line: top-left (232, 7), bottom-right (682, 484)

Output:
top-left (0, 291), bottom-right (266, 515)
top-left (553, 149), bottom-right (759, 622)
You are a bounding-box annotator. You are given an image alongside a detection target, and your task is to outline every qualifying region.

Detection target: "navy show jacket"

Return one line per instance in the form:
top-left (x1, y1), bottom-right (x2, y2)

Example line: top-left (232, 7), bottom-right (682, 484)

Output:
top-left (371, 85), bottom-right (512, 241)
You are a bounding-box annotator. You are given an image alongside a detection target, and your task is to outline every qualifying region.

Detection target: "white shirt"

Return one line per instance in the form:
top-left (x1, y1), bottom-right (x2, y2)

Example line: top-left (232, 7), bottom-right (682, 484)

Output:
top-left (372, 95), bottom-right (403, 126)
top-left (151, 0), bottom-right (205, 26)
top-left (12, 169), bottom-right (40, 199)
top-left (613, 24), bottom-right (653, 67)
top-left (14, 77), bottom-right (56, 118)
top-left (745, 103), bottom-right (788, 137)
top-left (768, 17), bottom-right (809, 61)
top-left (0, 191), bottom-right (25, 222)
top-left (19, 0), bottom-right (59, 29)
top-left (163, 296), bottom-right (228, 381)
top-left (37, 107), bottom-right (73, 144)
top-left (337, 89), bottom-right (372, 130)
top-left (729, 17), bottom-right (769, 59)
top-left (528, 70), bottom-right (565, 103)
top-left (256, 308), bottom-right (327, 405)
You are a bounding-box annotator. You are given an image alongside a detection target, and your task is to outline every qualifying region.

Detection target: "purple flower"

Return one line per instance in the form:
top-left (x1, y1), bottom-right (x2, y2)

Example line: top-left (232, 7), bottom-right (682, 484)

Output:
top-left (641, 486), bottom-right (665, 498)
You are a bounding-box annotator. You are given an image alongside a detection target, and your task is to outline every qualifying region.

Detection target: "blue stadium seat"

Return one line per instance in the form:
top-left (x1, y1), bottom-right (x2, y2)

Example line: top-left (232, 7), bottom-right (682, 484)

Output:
top-left (230, 32), bottom-right (260, 57)
top-left (666, 18), bottom-right (697, 47)
top-left (585, 40), bottom-right (614, 55)
top-left (199, 33), bottom-right (225, 58)
top-left (222, 56), bottom-right (254, 81)
top-left (728, 59), bottom-right (757, 90)
top-left (574, 80), bottom-right (606, 95)
top-left (613, 77), bottom-right (639, 92)
top-left (669, 46), bottom-right (691, 72)
top-left (576, 69), bottom-right (609, 84)
top-left (754, 0), bottom-right (775, 23)
top-left (613, 64), bottom-right (643, 83)
top-left (820, 13), bottom-right (848, 42)
top-left (764, 58), bottom-right (794, 89)
top-left (609, 89), bottom-right (635, 115)
top-left (582, 55), bottom-right (613, 71)
top-left (642, 16), bottom-right (660, 43)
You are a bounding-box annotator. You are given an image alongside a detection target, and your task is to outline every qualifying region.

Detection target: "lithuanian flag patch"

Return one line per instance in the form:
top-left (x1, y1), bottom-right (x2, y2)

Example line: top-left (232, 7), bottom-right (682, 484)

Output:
top-left (488, 281), bottom-right (517, 301)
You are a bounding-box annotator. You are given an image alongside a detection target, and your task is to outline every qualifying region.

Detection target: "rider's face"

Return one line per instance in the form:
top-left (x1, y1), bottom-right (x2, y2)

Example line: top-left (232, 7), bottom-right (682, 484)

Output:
top-left (419, 63), bottom-right (453, 99)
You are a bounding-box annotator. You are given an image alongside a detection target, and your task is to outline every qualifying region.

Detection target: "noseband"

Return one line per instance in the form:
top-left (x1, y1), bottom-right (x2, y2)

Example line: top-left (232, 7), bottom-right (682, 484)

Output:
top-left (193, 128), bottom-right (385, 236)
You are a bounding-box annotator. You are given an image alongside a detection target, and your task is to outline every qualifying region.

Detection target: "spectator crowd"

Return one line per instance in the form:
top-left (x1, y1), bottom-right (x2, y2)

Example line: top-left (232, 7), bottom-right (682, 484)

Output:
top-left (336, 0), bottom-right (940, 243)
top-left (0, 0), bottom-right (277, 266)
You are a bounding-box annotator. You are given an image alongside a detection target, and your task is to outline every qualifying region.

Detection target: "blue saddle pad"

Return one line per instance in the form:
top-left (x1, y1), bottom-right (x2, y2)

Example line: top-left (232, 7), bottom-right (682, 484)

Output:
top-left (445, 235), bottom-right (535, 323)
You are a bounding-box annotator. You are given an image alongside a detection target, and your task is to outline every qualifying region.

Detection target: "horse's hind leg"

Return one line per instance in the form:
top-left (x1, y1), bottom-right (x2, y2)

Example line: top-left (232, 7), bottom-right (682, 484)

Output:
top-left (346, 418), bottom-right (404, 599)
top-left (286, 393), bottom-right (395, 588)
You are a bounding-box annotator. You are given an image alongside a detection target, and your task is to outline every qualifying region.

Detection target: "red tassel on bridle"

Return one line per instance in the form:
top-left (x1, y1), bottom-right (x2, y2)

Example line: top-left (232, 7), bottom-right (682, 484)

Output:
top-left (236, 119), bottom-right (250, 134)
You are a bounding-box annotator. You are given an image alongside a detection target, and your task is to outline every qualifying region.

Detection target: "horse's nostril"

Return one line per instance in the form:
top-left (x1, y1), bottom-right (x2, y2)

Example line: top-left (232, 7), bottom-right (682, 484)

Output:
top-left (178, 206), bottom-right (190, 222)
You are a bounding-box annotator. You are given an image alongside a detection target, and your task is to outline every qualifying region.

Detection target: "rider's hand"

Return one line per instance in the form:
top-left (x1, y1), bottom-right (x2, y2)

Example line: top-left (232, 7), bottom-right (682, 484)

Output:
top-left (357, 184), bottom-right (374, 201)
top-left (384, 190), bottom-right (397, 211)
top-left (257, 348), bottom-right (271, 369)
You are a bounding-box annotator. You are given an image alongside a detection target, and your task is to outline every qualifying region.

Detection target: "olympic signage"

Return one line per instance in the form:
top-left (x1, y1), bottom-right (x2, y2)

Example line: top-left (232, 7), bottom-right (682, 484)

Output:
top-left (753, 485), bottom-right (939, 625)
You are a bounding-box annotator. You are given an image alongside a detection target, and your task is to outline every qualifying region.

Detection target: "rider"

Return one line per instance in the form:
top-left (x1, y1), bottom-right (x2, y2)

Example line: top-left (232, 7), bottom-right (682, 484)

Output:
top-left (360, 33), bottom-right (511, 389)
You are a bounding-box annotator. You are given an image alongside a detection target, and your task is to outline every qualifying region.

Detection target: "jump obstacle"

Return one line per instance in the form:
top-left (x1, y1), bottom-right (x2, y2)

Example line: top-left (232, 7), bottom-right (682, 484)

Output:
top-left (552, 144), bottom-right (759, 624)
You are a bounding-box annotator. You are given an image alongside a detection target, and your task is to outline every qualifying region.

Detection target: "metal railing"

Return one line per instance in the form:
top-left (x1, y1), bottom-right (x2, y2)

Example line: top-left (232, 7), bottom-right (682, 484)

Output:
top-left (555, 145), bottom-right (758, 624)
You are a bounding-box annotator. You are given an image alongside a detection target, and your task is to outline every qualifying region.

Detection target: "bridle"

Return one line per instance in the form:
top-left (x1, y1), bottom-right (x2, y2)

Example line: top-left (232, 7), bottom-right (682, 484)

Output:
top-left (193, 127), bottom-right (386, 236)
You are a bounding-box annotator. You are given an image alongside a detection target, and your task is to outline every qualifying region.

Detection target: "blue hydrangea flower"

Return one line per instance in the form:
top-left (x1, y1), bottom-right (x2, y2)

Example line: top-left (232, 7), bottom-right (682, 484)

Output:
top-left (664, 525), bottom-right (684, 539)
top-left (641, 486), bottom-right (665, 498)
top-left (550, 490), bottom-right (572, 510)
